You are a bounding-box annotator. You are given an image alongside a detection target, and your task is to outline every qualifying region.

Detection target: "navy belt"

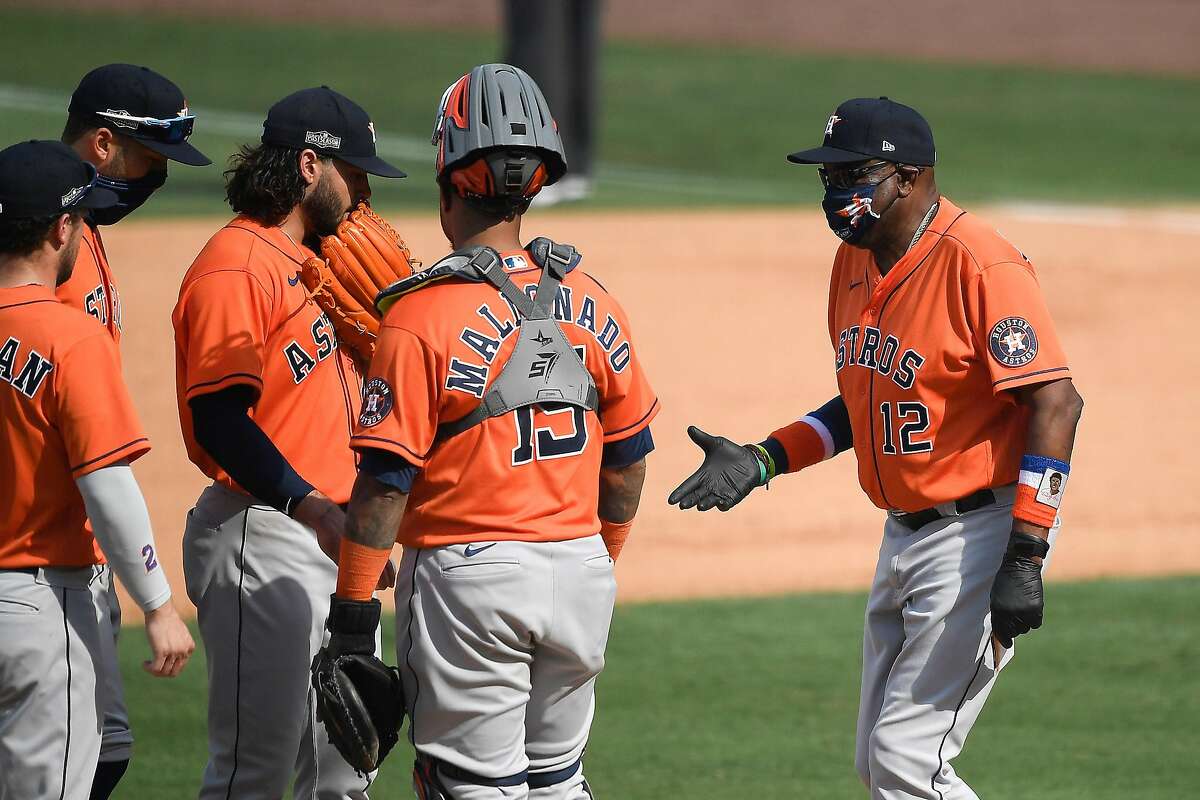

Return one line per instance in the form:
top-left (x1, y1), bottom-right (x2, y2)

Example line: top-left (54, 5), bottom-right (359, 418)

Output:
top-left (0, 567), bottom-right (39, 575)
top-left (891, 488), bottom-right (996, 532)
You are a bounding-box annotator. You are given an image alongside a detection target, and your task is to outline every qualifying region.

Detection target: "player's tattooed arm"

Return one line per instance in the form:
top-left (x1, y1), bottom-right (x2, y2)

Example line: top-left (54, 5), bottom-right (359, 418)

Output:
top-left (346, 472), bottom-right (410, 550)
top-left (599, 458), bottom-right (647, 523)
top-left (1011, 377), bottom-right (1084, 543)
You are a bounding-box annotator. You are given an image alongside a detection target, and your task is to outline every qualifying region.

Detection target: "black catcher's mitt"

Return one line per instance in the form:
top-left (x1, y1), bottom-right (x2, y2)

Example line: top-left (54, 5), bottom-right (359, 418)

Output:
top-left (311, 596), bottom-right (405, 775)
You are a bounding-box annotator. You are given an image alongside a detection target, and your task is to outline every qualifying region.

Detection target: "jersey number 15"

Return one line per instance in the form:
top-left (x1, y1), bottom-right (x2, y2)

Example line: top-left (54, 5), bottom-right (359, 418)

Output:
top-left (512, 405), bottom-right (589, 466)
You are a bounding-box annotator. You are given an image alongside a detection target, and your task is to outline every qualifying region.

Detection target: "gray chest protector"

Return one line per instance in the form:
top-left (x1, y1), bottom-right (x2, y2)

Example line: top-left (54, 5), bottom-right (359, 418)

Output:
top-left (374, 238), bottom-right (599, 443)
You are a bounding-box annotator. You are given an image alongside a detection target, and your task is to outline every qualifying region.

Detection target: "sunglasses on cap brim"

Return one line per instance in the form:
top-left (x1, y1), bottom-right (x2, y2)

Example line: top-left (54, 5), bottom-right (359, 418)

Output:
top-left (95, 110), bottom-right (196, 145)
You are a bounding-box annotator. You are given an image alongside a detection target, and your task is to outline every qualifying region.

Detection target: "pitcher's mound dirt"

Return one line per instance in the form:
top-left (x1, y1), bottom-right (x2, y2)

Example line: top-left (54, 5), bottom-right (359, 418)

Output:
top-left (106, 205), bottom-right (1199, 613)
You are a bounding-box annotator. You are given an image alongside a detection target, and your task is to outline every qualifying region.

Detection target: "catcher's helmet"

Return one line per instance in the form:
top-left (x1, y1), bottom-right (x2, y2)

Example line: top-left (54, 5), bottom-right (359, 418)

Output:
top-left (432, 64), bottom-right (567, 206)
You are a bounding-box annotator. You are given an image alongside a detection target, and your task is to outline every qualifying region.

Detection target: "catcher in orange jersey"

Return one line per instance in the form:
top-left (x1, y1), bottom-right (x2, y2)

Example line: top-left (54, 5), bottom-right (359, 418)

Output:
top-left (54, 63), bottom-right (211, 800)
top-left (172, 87), bottom-right (406, 799)
top-left (310, 64), bottom-right (658, 798)
top-left (669, 98), bottom-right (1084, 799)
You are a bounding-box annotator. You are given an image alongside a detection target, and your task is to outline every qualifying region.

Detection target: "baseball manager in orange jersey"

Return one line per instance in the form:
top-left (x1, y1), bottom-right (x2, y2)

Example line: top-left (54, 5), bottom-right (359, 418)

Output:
top-left (55, 63), bottom-right (210, 800)
top-left (0, 140), bottom-right (194, 800)
top-left (172, 88), bottom-right (405, 798)
top-left (669, 98), bottom-right (1083, 799)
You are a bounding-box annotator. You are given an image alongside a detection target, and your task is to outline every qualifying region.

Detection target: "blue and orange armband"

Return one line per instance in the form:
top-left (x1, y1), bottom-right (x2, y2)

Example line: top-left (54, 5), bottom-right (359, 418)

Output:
top-left (1013, 454), bottom-right (1070, 528)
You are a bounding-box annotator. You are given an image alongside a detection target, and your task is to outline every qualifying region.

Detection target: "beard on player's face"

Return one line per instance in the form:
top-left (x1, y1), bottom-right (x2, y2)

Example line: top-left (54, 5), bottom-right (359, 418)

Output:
top-left (54, 218), bottom-right (82, 287)
top-left (303, 170), bottom-right (351, 239)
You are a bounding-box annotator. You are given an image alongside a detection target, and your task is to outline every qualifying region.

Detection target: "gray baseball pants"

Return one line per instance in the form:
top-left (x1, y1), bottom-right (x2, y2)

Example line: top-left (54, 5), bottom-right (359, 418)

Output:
top-left (183, 483), bottom-right (375, 800)
top-left (855, 486), bottom-right (1060, 799)
top-left (0, 566), bottom-right (104, 800)
top-left (91, 566), bottom-right (133, 764)
top-left (396, 535), bottom-right (616, 800)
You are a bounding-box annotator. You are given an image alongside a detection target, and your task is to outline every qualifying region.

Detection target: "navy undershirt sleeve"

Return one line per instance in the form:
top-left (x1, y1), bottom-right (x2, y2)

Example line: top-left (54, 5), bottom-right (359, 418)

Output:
top-left (189, 385), bottom-right (314, 515)
top-left (602, 426), bottom-right (654, 468)
top-left (358, 448), bottom-right (420, 493)
top-left (811, 395), bottom-right (853, 454)
top-left (760, 396), bottom-right (852, 475)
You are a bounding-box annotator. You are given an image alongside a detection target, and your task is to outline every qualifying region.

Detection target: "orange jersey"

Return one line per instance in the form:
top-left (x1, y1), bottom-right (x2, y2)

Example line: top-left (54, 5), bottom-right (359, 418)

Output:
top-left (173, 217), bottom-right (360, 503)
top-left (829, 198), bottom-right (1070, 512)
top-left (55, 221), bottom-right (123, 349)
top-left (0, 285), bottom-right (149, 568)
top-left (353, 251), bottom-right (659, 548)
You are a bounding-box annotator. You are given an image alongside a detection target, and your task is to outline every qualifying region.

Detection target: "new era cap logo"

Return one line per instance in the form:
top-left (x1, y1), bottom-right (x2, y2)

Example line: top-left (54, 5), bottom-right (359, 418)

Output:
top-left (882, 140), bottom-right (896, 152)
top-left (61, 185), bottom-right (87, 207)
top-left (304, 130), bottom-right (342, 150)
top-left (825, 114), bottom-right (842, 136)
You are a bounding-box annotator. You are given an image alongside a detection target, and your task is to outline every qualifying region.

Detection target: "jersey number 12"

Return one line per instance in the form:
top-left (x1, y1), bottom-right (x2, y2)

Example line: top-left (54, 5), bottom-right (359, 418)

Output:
top-left (879, 401), bottom-right (932, 455)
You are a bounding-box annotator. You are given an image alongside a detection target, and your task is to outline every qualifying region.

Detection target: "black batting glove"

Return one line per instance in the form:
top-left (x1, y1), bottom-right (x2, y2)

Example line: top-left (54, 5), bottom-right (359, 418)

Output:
top-left (667, 426), bottom-right (764, 512)
top-left (989, 532), bottom-right (1050, 648)
top-left (324, 595), bottom-right (380, 658)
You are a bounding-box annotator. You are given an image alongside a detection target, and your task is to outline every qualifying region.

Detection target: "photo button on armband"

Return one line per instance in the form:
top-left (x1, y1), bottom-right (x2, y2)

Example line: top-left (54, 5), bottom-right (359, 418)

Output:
top-left (1013, 454), bottom-right (1069, 528)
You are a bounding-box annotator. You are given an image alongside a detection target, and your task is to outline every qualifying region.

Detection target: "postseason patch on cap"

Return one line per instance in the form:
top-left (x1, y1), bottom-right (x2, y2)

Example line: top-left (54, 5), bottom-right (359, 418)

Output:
top-left (61, 184), bottom-right (88, 207)
top-left (304, 130), bottom-right (342, 150)
top-left (359, 377), bottom-right (393, 427)
top-left (988, 317), bottom-right (1038, 367)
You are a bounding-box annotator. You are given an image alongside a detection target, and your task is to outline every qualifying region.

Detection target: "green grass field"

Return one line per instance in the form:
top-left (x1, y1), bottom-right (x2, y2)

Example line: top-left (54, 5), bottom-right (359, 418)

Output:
top-left (2, 6), bottom-right (1200, 214)
top-left (116, 576), bottom-right (1199, 798)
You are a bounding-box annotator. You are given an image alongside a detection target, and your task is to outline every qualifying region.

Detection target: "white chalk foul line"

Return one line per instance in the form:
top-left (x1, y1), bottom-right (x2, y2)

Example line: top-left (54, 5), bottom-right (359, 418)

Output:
top-left (994, 202), bottom-right (1200, 235)
top-left (0, 82), bottom-right (786, 201)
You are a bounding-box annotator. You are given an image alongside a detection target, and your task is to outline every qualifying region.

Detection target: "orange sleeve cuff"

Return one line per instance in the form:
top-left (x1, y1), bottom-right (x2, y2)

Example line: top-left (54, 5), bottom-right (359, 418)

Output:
top-left (600, 518), bottom-right (633, 561)
top-left (1012, 483), bottom-right (1058, 528)
top-left (335, 538), bottom-right (393, 601)
top-left (768, 420), bottom-right (828, 474)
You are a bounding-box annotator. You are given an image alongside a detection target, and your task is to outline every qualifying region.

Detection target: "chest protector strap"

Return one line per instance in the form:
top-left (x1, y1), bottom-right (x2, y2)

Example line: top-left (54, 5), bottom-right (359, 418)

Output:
top-left (375, 239), bottom-right (599, 444)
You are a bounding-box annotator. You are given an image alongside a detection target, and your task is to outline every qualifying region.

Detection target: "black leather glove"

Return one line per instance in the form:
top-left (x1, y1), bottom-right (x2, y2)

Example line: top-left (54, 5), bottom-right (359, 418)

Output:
top-left (667, 426), bottom-right (764, 512)
top-left (989, 532), bottom-right (1050, 648)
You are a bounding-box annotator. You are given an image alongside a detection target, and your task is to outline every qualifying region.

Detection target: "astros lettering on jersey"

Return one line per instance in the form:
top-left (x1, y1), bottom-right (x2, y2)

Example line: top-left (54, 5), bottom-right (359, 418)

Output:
top-left (172, 216), bottom-right (360, 502)
top-left (354, 251), bottom-right (659, 548)
top-left (828, 198), bottom-right (1070, 512)
top-left (56, 221), bottom-right (123, 348)
top-left (0, 285), bottom-right (149, 569)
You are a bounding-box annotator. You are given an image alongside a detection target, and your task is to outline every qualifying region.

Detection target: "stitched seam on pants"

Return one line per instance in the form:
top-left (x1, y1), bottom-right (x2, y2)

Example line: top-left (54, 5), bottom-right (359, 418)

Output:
top-left (59, 587), bottom-right (71, 800)
top-left (403, 550), bottom-right (423, 748)
top-left (931, 653), bottom-right (985, 800)
top-left (224, 509), bottom-right (250, 800)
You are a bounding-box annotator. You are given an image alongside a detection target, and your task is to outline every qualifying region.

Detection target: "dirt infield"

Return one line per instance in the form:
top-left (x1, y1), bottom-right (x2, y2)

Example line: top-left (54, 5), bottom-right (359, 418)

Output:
top-left (42, 0), bottom-right (1200, 75)
top-left (102, 204), bottom-right (1199, 614)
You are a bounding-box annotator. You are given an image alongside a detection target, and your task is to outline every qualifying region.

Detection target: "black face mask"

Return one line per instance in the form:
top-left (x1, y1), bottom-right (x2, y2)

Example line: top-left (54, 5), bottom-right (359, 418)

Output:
top-left (90, 167), bottom-right (167, 225)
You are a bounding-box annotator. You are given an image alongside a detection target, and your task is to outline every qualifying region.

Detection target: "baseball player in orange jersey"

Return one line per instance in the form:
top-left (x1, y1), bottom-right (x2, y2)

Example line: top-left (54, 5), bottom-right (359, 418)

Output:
top-left (313, 64), bottom-right (658, 799)
top-left (669, 98), bottom-right (1084, 799)
top-left (0, 140), bottom-right (194, 800)
top-left (172, 87), bottom-right (405, 799)
top-left (52, 63), bottom-right (211, 800)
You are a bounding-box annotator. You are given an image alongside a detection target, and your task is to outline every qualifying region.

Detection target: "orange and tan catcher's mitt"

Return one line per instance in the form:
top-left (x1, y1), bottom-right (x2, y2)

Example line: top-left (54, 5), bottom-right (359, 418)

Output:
top-left (301, 203), bottom-right (419, 366)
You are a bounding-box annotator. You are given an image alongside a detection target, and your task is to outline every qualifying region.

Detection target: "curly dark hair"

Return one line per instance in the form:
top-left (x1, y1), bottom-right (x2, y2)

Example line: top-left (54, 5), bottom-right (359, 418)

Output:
top-left (224, 144), bottom-right (328, 226)
top-left (0, 213), bottom-right (62, 257)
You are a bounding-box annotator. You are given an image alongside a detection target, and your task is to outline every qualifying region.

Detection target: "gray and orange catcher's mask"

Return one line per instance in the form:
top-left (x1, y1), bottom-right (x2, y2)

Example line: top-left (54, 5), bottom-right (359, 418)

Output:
top-left (431, 64), bottom-right (568, 207)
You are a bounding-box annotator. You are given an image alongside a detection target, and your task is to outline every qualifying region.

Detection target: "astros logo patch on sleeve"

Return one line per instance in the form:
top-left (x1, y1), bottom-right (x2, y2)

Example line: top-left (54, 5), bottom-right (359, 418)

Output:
top-left (359, 377), bottom-right (393, 427)
top-left (988, 317), bottom-right (1038, 367)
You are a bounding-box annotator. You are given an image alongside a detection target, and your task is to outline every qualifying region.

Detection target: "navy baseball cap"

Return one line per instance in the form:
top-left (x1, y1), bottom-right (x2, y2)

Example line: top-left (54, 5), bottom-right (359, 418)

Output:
top-left (69, 63), bottom-right (211, 167)
top-left (261, 87), bottom-right (406, 178)
top-left (0, 140), bottom-right (118, 219)
top-left (788, 97), bottom-right (936, 166)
